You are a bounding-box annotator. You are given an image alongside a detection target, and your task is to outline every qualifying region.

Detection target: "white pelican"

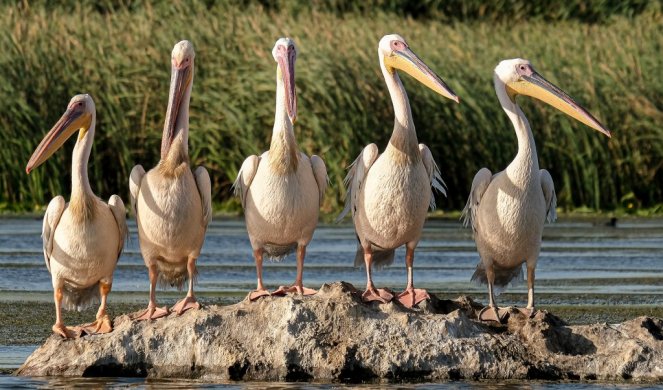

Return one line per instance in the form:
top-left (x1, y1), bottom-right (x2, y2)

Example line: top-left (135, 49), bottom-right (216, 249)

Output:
top-left (130, 40), bottom-right (211, 320)
top-left (234, 38), bottom-right (327, 300)
top-left (337, 34), bottom-right (459, 308)
top-left (25, 94), bottom-right (127, 338)
top-left (462, 59), bottom-right (611, 322)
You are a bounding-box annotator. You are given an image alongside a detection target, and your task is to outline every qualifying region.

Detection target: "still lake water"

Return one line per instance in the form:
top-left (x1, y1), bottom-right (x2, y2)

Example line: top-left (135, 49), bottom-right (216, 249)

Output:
top-left (1, 216), bottom-right (662, 387)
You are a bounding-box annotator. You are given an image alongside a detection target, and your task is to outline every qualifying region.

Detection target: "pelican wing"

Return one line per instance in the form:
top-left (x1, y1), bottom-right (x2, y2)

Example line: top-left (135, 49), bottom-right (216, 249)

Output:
top-left (461, 167), bottom-right (493, 233)
top-left (310, 154), bottom-right (328, 205)
top-left (233, 155), bottom-right (261, 208)
top-left (194, 166), bottom-right (212, 227)
top-left (108, 195), bottom-right (128, 259)
top-left (540, 169), bottom-right (557, 223)
top-left (336, 143), bottom-right (379, 222)
top-left (42, 196), bottom-right (66, 274)
top-left (129, 164), bottom-right (146, 217)
top-left (419, 143), bottom-right (446, 210)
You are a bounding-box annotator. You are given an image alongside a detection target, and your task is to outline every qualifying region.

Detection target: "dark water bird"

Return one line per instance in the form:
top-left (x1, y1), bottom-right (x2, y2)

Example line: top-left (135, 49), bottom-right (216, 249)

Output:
top-left (462, 58), bottom-right (611, 323)
top-left (26, 94), bottom-right (127, 338)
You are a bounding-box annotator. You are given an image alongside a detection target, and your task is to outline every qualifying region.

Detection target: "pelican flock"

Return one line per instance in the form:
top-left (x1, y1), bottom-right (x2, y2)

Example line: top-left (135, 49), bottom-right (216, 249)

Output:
top-left (25, 94), bottom-right (127, 338)
top-left (234, 38), bottom-right (328, 300)
top-left (337, 34), bottom-right (459, 308)
top-left (24, 35), bottom-right (615, 340)
top-left (462, 59), bottom-right (611, 322)
top-left (130, 40), bottom-right (211, 320)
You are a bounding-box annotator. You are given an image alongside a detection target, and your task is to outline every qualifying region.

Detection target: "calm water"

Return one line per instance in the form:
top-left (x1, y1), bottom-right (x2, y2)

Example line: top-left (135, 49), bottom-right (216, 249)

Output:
top-left (1, 216), bottom-right (662, 387)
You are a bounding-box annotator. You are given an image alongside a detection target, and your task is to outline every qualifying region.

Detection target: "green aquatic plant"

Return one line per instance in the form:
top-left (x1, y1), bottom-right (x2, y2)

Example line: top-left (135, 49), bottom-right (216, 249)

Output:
top-left (0, 1), bottom-right (661, 214)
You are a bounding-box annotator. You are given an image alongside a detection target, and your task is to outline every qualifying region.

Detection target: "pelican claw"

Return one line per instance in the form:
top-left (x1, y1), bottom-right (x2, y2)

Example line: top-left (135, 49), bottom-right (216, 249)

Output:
top-left (249, 289), bottom-right (272, 301)
top-left (362, 288), bottom-right (394, 304)
top-left (52, 323), bottom-right (83, 339)
top-left (80, 314), bottom-right (112, 335)
top-left (397, 288), bottom-right (430, 308)
top-left (273, 285), bottom-right (317, 296)
top-left (172, 296), bottom-right (200, 315)
top-left (134, 306), bottom-right (169, 321)
top-left (517, 307), bottom-right (536, 318)
top-left (478, 306), bottom-right (509, 323)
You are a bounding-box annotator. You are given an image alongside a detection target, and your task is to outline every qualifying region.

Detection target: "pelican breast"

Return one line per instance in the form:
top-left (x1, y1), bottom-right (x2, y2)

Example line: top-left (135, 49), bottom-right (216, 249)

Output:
top-left (49, 200), bottom-right (120, 288)
top-left (136, 167), bottom-right (205, 263)
top-left (356, 154), bottom-right (430, 249)
top-left (475, 171), bottom-right (547, 267)
top-left (244, 152), bottom-right (320, 246)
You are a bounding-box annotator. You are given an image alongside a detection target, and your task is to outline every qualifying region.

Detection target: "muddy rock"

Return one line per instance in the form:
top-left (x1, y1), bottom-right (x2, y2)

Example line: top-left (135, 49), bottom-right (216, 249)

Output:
top-left (15, 282), bottom-right (663, 381)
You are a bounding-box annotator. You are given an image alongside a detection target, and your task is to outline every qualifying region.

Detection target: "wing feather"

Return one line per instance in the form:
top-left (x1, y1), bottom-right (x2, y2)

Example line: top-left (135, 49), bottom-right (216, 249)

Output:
top-left (419, 144), bottom-right (446, 210)
top-left (461, 168), bottom-right (493, 233)
top-left (310, 155), bottom-right (328, 205)
top-left (129, 164), bottom-right (145, 217)
top-left (194, 166), bottom-right (212, 227)
top-left (336, 144), bottom-right (379, 223)
top-left (232, 155), bottom-right (261, 208)
top-left (540, 169), bottom-right (557, 223)
top-left (107, 195), bottom-right (128, 260)
top-left (42, 196), bottom-right (66, 274)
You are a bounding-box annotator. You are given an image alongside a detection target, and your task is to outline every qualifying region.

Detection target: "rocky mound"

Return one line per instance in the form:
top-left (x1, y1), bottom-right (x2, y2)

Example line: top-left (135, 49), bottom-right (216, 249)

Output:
top-left (16, 282), bottom-right (663, 382)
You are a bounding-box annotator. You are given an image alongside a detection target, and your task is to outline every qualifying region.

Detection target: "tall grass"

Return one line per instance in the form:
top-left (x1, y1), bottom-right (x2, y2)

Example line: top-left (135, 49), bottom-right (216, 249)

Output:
top-left (1, 1), bottom-right (661, 213)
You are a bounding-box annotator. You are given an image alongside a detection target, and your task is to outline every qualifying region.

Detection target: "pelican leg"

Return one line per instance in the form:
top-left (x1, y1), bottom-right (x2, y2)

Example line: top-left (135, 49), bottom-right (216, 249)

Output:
top-left (172, 256), bottom-right (201, 315)
top-left (135, 263), bottom-right (169, 320)
top-left (517, 263), bottom-right (537, 318)
top-left (397, 246), bottom-right (430, 308)
top-left (478, 264), bottom-right (509, 323)
top-left (361, 246), bottom-right (393, 303)
top-left (249, 248), bottom-right (271, 301)
top-left (273, 245), bottom-right (317, 296)
top-left (81, 281), bottom-right (113, 334)
top-left (52, 286), bottom-right (81, 339)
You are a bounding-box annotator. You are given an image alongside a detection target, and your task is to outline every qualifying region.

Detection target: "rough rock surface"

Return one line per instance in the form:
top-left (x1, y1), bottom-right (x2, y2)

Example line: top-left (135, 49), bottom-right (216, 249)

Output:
top-left (16, 282), bottom-right (663, 381)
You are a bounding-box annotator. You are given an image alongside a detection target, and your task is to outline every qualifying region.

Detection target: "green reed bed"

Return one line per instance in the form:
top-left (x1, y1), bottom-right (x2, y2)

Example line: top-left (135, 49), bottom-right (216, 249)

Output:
top-left (1, 1), bottom-right (661, 214)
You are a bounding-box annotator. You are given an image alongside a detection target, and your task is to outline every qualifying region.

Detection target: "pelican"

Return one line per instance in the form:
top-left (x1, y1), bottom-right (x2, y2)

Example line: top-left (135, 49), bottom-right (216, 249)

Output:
top-left (462, 59), bottom-right (611, 322)
top-left (25, 94), bottom-right (127, 338)
top-left (234, 38), bottom-right (327, 300)
top-left (130, 40), bottom-right (211, 320)
top-left (337, 34), bottom-right (459, 308)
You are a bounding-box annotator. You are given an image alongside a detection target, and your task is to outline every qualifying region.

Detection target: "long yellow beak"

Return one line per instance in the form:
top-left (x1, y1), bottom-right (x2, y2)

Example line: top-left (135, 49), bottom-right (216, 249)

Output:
top-left (507, 72), bottom-right (610, 137)
top-left (384, 47), bottom-right (459, 103)
top-left (25, 107), bottom-right (91, 174)
top-left (161, 61), bottom-right (193, 159)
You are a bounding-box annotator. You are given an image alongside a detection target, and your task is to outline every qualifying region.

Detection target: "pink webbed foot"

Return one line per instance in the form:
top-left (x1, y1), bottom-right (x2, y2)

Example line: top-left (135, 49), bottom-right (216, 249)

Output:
top-left (478, 305), bottom-right (510, 324)
top-left (397, 288), bottom-right (430, 308)
top-left (52, 323), bottom-right (83, 339)
top-left (134, 306), bottom-right (169, 321)
top-left (362, 288), bottom-right (394, 304)
top-left (172, 296), bottom-right (200, 315)
top-left (80, 314), bottom-right (112, 335)
top-left (272, 284), bottom-right (317, 297)
top-left (249, 289), bottom-right (272, 301)
top-left (517, 307), bottom-right (536, 318)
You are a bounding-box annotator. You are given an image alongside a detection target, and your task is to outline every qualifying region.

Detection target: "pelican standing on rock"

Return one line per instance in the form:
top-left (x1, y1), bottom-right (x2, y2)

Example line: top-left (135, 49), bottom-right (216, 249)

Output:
top-left (337, 34), bottom-right (459, 308)
top-left (234, 38), bottom-right (327, 300)
top-left (462, 59), bottom-right (611, 322)
top-left (25, 94), bottom-right (127, 338)
top-left (130, 40), bottom-right (211, 320)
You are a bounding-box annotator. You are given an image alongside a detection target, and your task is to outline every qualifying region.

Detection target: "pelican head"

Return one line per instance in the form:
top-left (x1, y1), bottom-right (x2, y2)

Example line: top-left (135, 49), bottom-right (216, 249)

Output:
top-left (272, 37), bottom-right (297, 123)
top-left (495, 58), bottom-right (610, 137)
top-left (161, 40), bottom-right (195, 159)
top-left (378, 34), bottom-right (459, 103)
top-left (26, 94), bottom-right (95, 174)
